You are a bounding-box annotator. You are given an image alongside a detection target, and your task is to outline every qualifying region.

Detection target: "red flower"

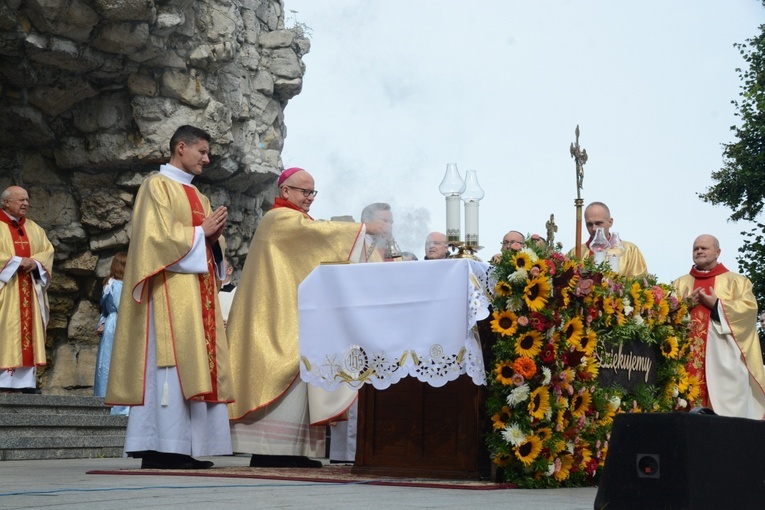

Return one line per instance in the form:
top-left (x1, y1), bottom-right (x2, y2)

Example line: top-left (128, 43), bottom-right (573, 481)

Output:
top-left (563, 349), bottom-right (585, 368)
top-left (541, 343), bottom-right (556, 363)
top-left (529, 312), bottom-right (548, 332)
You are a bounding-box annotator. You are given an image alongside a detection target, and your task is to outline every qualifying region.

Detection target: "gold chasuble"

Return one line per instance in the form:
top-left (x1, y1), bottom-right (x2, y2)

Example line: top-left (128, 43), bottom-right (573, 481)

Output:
top-left (227, 203), bottom-right (365, 420)
top-left (674, 265), bottom-right (765, 418)
top-left (572, 239), bottom-right (647, 278)
top-left (106, 172), bottom-right (234, 406)
top-left (0, 214), bottom-right (53, 369)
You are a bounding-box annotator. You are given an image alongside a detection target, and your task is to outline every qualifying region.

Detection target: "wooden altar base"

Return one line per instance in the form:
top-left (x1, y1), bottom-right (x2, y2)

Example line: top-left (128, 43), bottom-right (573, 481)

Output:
top-left (352, 374), bottom-right (491, 481)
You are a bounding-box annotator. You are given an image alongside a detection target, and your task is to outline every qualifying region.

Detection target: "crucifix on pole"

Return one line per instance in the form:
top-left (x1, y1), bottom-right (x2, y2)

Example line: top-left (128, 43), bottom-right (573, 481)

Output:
top-left (570, 125), bottom-right (588, 259)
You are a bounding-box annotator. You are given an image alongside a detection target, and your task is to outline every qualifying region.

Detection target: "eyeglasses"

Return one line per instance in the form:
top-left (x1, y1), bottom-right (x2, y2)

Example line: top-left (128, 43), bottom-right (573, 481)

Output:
top-left (501, 240), bottom-right (525, 248)
top-left (11, 220), bottom-right (24, 237)
top-left (284, 186), bottom-right (318, 197)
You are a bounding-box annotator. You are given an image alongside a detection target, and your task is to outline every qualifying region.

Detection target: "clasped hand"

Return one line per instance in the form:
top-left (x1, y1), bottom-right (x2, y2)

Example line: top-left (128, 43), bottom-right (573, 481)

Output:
top-left (18, 257), bottom-right (37, 274)
top-left (687, 287), bottom-right (718, 310)
top-left (203, 206), bottom-right (227, 241)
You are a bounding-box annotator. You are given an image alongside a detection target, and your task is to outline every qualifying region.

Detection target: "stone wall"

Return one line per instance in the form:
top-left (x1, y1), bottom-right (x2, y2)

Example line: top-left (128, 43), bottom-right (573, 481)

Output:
top-left (0, 0), bottom-right (310, 394)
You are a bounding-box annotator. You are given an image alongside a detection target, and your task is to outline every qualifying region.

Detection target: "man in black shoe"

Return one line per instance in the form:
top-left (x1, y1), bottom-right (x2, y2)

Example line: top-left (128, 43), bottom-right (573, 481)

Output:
top-left (105, 125), bottom-right (235, 470)
top-left (228, 167), bottom-right (375, 469)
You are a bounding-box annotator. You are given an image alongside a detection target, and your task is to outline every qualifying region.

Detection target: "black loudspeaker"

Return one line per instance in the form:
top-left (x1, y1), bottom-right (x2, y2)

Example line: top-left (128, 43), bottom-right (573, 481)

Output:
top-left (594, 412), bottom-right (765, 510)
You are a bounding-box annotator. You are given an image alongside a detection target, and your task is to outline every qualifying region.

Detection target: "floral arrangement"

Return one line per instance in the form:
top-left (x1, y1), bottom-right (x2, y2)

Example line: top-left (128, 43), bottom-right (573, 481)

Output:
top-left (486, 239), bottom-right (698, 488)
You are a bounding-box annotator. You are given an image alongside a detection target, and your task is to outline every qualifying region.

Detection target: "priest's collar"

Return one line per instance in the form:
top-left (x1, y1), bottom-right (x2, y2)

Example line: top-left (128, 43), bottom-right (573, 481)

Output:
top-left (160, 164), bottom-right (194, 185)
top-left (1, 209), bottom-right (19, 223)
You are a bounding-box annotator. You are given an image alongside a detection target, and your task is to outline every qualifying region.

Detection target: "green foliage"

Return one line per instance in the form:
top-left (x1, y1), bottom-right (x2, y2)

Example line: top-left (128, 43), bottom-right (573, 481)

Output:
top-left (700, 21), bottom-right (765, 221)
top-left (739, 223), bottom-right (765, 307)
top-left (700, 12), bottom-right (765, 307)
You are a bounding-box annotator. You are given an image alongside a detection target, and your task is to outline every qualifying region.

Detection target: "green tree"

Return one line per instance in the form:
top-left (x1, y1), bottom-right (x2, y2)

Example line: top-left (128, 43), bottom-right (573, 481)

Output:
top-left (700, 10), bottom-right (765, 307)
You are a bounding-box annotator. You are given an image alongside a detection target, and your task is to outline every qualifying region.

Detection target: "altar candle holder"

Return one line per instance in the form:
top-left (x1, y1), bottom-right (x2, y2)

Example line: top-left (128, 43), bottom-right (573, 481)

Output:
top-left (439, 163), bottom-right (465, 243)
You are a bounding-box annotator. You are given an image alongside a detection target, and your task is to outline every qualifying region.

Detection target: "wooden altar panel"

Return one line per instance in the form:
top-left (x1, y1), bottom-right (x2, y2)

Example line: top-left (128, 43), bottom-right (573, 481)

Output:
top-left (352, 374), bottom-right (491, 480)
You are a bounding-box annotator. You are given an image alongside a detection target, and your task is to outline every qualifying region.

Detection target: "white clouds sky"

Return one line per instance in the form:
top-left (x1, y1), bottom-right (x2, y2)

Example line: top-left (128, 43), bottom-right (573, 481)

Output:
top-left (281, 0), bottom-right (764, 282)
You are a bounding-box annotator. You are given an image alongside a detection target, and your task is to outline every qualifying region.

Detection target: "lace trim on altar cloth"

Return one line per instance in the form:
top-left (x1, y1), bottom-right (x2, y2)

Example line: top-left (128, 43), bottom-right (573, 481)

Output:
top-left (300, 260), bottom-right (491, 390)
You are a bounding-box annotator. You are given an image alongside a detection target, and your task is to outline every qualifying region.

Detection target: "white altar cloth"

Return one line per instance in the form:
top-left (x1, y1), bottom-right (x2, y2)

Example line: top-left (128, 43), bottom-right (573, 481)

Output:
top-left (298, 258), bottom-right (490, 391)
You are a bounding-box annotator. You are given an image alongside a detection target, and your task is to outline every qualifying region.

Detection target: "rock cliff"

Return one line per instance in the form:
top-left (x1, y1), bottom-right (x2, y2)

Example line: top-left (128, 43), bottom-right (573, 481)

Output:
top-left (0, 0), bottom-right (309, 393)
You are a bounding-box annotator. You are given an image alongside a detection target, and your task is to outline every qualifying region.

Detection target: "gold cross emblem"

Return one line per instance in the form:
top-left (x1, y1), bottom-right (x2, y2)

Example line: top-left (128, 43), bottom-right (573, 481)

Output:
top-left (14, 237), bottom-right (29, 250)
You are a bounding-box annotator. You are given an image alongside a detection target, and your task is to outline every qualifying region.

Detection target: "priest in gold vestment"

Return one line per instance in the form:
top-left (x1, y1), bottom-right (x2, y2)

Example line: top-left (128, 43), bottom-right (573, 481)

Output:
top-left (0, 186), bottom-right (53, 392)
top-left (227, 167), bottom-right (371, 468)
top-left (673, 234), bottom-right (765, 419)
top-left (571, 201), bottom-right (647, 277)
top-left (106, 125), bottom-right (234, 469)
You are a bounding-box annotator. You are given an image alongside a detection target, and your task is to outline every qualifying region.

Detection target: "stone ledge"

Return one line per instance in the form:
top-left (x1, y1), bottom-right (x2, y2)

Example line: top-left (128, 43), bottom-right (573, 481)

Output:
top-left (0, 393), bottom-right (109, 408)
top-left (0, 414), bottom-right (129, 427)
top-left (1, 435), bottom-right (126, 449)
top-left (0, 446), bottom-right (125, 461)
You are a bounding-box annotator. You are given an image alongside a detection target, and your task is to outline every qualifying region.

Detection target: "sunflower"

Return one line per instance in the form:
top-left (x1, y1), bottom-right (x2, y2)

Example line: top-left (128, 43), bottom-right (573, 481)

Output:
top-left (642, 288), bottom-right (655, 311)
top-left (603, 296), bottom-right (616, 315)
top-left (528, 387), bottom-right (551, 420)
top-left (531, 260), bottom-right (548, 276)
top-left (570, 390), bottom-right (591, 418)
top-left (675, 367), bottom-right (690, 393)
top-left (513, 356), bottom-right (537, 379)
top-left (523, 276), bottom-right (551, 312)
top-left (577, 445), bottom-right (593, 469)
top-left (491, 406), bottom-right (513, 430)
top-left (555, 407), bottom-right (569, 432)
top-left (494, 361), bottom-right (515, 386)
top-left (491, 310), bottom-right (519, 336)
top-left (563, 316), bottom-right (584, 347)
top-left (630, 282), bottom-right (643, 308)
top-left (553, 453), bottom-right (574, 482)
top-left (657, 298), bottom-right (670, 322)
top-left (571, 328), bottom-right (597, 356)
top-left (599, 402), bottom-right (616, 426)
top-left (567, 326), bottom-right (598, 356)
top-left (512, 251), bottom-right (534, 272)
top-left (579, 355), bottom-right (599, 380)
top-left (494, 280), bottom-right (512, 297)
top-left (685, 374), bottom-right (701, 404)
top-left (515, 330), bottom-right (544, 358)
top-left (492, 453), bottom-right (512, 467)
top-left (514, 434), bottom-right (543, 466)
top-left (535, 426), bottom-right (553, 442)
top-left (674, 303), bottom-right (689, 324)
top-left (661, 336), bottom-right (679, 359)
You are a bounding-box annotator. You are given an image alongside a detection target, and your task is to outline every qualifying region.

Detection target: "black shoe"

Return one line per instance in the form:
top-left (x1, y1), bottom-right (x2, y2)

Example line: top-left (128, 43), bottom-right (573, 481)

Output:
top-left (329, 459), bottom-right (354, 465)
top-left (139, 451), bottom-right (214, 470)
top-left (249, 454), bottom-right (322, 468)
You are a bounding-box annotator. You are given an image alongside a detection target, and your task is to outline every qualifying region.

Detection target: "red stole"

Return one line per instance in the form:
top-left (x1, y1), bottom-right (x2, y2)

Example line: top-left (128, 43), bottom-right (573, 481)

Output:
top-left (0, 214), bottom-right (34, 366)
top-left (181, 186), bottom-right (219, 401)
top-left (272, 197), bottom-right (314, 220)
top-left (686, 263), bottom-right (729, 407)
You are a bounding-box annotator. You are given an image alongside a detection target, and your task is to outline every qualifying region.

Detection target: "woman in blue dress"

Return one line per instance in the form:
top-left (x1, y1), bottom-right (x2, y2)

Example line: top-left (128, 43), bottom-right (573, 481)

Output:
top-left (94, 252), bottom-right (129, 415)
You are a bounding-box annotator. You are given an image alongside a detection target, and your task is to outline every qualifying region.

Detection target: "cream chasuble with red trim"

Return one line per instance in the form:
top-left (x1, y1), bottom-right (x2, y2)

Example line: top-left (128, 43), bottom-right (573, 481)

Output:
top-left (0, 213), bottom-right (53, 370)
top-left (105, 171), bottom-right (233, 405)
top-left (674, 265), bottom-right (765, 418)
